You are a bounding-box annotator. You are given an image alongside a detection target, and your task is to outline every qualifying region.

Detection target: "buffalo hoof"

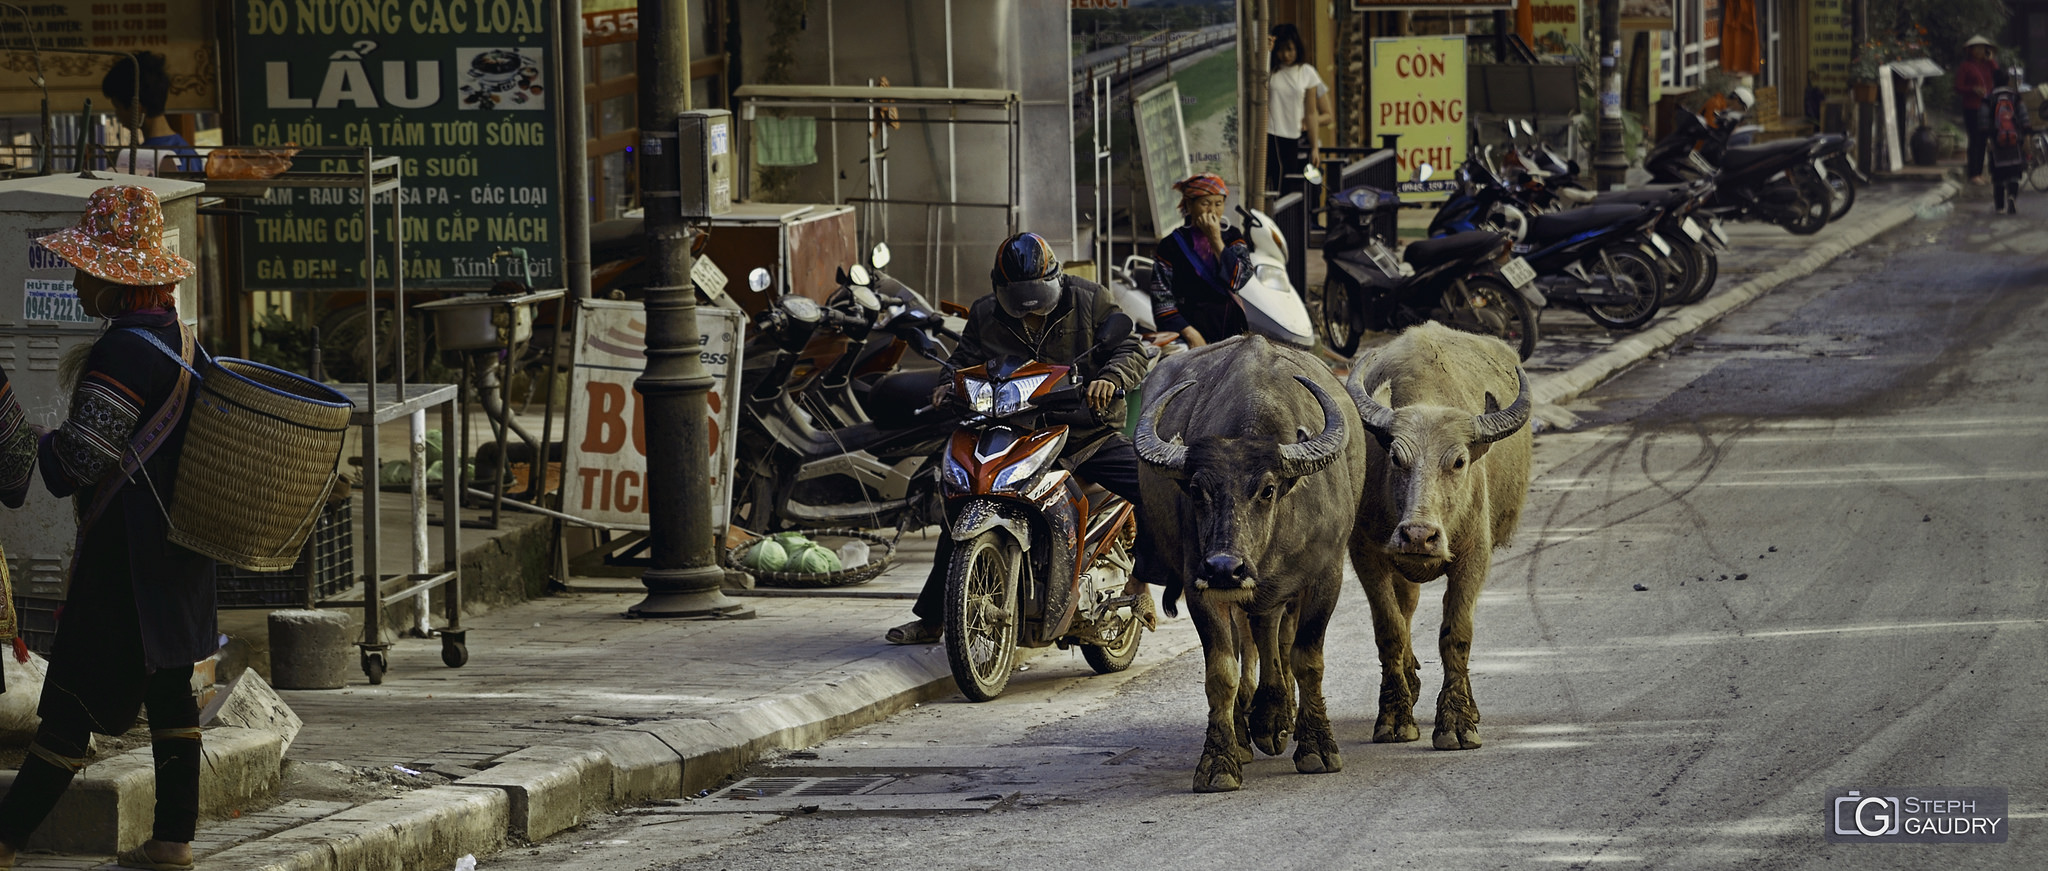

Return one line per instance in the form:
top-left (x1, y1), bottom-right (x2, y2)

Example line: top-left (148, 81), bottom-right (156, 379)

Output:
top-left (1231, 741), bottom-right (1254, 764)
top-left (1193, 753), bottom-right (1244, 793)
top-left (1432, 725), bottom-right (1482, 750)
top-left (1294, 734), bottom-right (1343, 774)
top-left (1249, 686), bottom-right (1295, 756)
top-left (1373, 714), bottom-right (1420, 743)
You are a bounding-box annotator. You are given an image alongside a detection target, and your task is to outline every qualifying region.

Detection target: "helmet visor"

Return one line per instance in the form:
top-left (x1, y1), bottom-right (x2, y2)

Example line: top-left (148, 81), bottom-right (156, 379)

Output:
top-left (995, 276), bottom-right (1061, 318)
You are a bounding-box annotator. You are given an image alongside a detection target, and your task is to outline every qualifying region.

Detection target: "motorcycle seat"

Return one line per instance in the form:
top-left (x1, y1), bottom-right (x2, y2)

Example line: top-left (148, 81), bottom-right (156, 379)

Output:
top-left (865, 368), bottom-right (950, 430)
top-left (1525, 204), bottom-right (1650, 245)
top-left (1720, 138), bottom-right (1812, 170)
top-left (1590, 185), bottom-right (1688, 208)
top-left (1403, 230), bottom-right (1501, 269)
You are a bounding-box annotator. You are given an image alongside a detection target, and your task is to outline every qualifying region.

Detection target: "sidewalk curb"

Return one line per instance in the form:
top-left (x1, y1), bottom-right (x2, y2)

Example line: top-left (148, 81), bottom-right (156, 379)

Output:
top-left (1529, 180), bottom-right (1962, 409)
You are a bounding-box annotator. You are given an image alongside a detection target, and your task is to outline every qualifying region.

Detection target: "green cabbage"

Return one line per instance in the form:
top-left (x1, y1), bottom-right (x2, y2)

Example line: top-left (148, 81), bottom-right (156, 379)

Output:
top-left (741, 539), bottom-right (789, 572)
top-left (784, 542), bottom-right (842, 574)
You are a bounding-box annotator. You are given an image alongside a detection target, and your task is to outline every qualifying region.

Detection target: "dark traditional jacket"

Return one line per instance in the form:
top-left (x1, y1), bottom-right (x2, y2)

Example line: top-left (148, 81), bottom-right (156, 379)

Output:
top-left (947, 275), bottom-right (1151, 464)
top-left (1146, 222), bottom-right (1253, 340)
top-left (0, 368), bottom-right (32, 508)
top-left (37, 309), bottom-right (216, 683)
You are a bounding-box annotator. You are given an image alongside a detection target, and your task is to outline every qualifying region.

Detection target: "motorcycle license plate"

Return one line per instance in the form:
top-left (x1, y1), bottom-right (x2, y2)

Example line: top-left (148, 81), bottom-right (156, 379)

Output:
top-left (1708, 218), bottom-right (1729, 247)
top-left (1500, 257), bottom-right (1537, 289)
top-left (1680, 217), bottom-right (1705, 242)
top-left (1647, 233), bottom-right (1673, 256)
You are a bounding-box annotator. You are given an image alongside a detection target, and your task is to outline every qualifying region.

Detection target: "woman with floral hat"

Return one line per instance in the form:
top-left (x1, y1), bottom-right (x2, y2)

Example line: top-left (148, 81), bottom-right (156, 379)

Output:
top-left (0, 185), bottom-right (214, 871)
top-left (1145, 172), bottom-right (1254, 347)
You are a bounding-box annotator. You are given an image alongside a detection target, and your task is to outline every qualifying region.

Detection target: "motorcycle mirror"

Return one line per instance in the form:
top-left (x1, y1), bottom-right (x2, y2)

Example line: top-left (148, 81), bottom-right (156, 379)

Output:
top-left (848, 264), bottom-right (872, 286)
top-left (1520, 119), bottom-right (1536, 137)
top-left (1235, 204), bottom-right (1262, 227)
top-left (850, 286), bottom-right (882, 312)
top-left (1416, 163), bottom-right (1434, 182)
top-left (871, 242), bottom-right (891, 269)
top-left (748, 267), bottom-right (773, 293)
top-left (1087, 312), bottom-right (1135, 363)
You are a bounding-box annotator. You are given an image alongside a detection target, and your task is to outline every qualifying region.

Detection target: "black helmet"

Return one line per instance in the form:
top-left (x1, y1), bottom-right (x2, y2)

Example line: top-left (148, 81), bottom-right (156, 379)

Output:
top-left (990, 232), bottom-right (1063, 318)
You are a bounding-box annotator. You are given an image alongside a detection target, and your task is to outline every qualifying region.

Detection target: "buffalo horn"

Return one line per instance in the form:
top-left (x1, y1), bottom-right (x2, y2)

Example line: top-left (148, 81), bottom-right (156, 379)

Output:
top-left (1473, 369), bottom-right (1532, 445)
top-left (1134, 380), bottom-right (1197, 476)
top-left (1344, 377), bottom-right (1398, 449)
top-left (1277, 376), bottom-right (1349, 478)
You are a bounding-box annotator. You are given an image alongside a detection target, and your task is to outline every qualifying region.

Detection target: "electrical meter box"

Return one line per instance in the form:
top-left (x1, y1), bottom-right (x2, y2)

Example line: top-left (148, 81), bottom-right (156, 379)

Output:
top-left (0, 170), bottom-right (204, 651)
top-left (678, 109), bottom-right (734, 218)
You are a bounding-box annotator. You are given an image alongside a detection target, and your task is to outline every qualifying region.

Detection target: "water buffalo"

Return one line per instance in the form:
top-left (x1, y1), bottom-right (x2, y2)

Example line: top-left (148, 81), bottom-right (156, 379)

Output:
top-left (1344, 322), bottom-right (1532, 752)
top-left (1135, 335), bottom-right (1369, 792)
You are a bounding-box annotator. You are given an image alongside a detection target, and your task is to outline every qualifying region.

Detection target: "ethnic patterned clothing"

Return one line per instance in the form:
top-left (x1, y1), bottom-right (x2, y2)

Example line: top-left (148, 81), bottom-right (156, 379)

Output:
top-left (35, 308), bottom-right (216, 688)
top-left (0, 369), bottom-right (33, 508)
top-left (1146, 222), bottom-right (1253, 339)
top-left (34, 185), bottom-right (194, 286)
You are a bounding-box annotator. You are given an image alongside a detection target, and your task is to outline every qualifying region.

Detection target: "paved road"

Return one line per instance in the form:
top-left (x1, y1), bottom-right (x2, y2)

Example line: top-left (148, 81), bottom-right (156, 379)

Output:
top-left (484, 196), bottom-right (2045, 869)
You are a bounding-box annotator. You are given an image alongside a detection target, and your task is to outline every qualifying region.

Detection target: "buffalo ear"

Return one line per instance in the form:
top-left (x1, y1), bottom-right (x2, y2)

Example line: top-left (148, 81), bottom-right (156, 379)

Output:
top-left (1483, 391), bottom-right (1502, 414)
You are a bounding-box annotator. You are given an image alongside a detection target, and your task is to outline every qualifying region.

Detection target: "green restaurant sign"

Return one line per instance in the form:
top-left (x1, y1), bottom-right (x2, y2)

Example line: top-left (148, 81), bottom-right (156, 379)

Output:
top-left (231, 0), bottom-right (562, 290)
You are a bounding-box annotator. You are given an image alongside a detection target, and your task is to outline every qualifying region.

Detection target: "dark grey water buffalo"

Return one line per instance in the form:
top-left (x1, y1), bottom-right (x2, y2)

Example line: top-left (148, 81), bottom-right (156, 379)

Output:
top-left (1134, 335), bottom-right (1369, 793)
top-left (1344, 322), bottom-right (1532, 752)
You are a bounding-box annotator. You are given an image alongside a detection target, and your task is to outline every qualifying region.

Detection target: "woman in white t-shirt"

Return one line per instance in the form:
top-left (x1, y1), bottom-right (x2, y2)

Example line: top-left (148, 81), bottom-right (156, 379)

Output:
top-left (1267, 24), bottom-right (1332, 196)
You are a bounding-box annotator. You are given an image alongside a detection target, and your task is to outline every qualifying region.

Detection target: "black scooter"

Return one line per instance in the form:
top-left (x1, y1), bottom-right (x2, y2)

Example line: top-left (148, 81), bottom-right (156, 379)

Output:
top-left (1318, 173), bottom-right (1540, 360)
top-left (1646, 110), bottom-right (1832, 235)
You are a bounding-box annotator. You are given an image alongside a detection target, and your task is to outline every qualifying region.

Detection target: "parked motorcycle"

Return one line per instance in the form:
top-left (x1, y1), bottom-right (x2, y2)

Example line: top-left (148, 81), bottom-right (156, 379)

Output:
top-left (935, 314), bottom-right (1148, 700)
top-left (1317, 168), bottom-right (1540, 359)
top-left (1430, 158), bottom-right (1668, 331)
top-left (730, 278), bottom-right (962, 534)
top-left (1726, 120), bottom-right (1867, 221)
top-left (1645, 109), bottom-right (1833, 235)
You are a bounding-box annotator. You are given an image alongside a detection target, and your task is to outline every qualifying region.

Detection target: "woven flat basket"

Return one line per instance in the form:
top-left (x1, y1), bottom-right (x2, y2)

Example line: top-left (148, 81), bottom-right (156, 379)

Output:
top-left (168, 358), bottom-right (353, 572)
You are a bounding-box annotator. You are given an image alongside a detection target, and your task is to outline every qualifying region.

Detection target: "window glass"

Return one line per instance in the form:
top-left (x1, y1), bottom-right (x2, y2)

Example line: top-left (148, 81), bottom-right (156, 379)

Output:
top-left (599, 95), bottom-right (636, 138)
top-left (599, 43), bottom-right (635, 81)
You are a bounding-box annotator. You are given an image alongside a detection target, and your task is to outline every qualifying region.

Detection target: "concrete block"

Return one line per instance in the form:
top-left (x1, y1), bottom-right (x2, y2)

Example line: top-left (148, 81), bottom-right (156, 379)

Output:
top-left (564, 728), bottom-right (680, 805)
top-left (201, 668), bottom-right (304, 753)
top-left (316, 786), bottom-right (508, 870)
top-left (3, 745), bottom-right (156, 853)
top-left (0, 726), bottom-right (285, 854)
top-left (199, 726), bottom-right (288, 819)
top-left (458, 744), bottom-right (607, 841)
top-left (267, 609), bottom-right (353, 690)
top-left (624, 719), bottom-right (751, 794)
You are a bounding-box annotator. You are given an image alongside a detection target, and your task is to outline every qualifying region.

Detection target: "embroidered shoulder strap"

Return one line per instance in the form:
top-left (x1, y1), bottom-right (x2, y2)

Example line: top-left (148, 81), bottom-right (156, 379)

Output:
top-left (73, 323), bottom-right (197, 535)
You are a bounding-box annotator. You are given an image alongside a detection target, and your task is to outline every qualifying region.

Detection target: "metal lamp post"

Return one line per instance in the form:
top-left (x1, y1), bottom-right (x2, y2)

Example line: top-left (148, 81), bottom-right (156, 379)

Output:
top-left (630, 0), bottom-right (751, 619)
top-left (1594, 0), bottom-right (1628, 189)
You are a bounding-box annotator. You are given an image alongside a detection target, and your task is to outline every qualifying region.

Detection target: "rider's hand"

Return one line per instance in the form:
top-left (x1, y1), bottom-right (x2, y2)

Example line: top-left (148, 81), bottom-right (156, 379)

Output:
top-left (930, 382), bottom-right (951, 408)
top-left (1180, 327), bottom-right (1207, 347)
top-left (1086, 380), bottom-right (1119, 412)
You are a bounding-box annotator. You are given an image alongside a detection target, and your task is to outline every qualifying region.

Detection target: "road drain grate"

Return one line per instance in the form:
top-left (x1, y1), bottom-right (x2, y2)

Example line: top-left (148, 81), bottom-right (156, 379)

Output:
top-left (714, 775), bottom-right (897, 799)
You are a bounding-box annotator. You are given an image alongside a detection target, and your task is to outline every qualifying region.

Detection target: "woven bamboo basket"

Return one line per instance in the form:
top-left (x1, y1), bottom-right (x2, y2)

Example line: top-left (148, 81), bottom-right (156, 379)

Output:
top-left (168, 358), bottom-right (353, 571)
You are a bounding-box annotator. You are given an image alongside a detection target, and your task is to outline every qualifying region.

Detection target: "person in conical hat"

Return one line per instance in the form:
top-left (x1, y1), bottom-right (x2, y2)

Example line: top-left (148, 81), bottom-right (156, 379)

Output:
top-left (0, 185), bottom-right (213, 871)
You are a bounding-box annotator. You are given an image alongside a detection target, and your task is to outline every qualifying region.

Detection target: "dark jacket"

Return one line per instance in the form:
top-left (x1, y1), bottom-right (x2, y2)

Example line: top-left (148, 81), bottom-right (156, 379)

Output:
top-left (947, 274), bottom-right (1151, 463)
top-left (36, 309), bottom-right (216, 714)
top-left (1147, 222), bottom-right (1253, 340)
top-left (1956, 58), bottom-right (1997, 112)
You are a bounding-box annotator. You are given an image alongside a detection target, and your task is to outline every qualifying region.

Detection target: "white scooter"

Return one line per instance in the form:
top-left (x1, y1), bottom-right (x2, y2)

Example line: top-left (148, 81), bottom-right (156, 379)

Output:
top-left (1106, 206), bottom-right (1317, 349)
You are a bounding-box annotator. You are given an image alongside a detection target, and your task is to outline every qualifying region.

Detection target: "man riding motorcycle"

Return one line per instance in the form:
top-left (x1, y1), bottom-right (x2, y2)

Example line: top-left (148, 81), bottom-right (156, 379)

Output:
top-left (886, 232), bottom-right (1155, 645)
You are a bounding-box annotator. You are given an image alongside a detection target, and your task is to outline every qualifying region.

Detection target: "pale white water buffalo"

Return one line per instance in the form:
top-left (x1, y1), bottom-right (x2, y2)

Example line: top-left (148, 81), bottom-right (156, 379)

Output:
top-left (1134, 335), bottom-right (1369, 792)
top-left (1343, 322), bottom-right (1532, 752)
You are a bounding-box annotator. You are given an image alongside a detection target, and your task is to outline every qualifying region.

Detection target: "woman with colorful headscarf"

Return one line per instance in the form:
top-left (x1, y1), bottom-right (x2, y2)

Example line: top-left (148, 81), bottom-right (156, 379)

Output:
top-left (1145, 173), bottom-right (1254, 347)
top-left (0, 185), bottom-right (214, 871)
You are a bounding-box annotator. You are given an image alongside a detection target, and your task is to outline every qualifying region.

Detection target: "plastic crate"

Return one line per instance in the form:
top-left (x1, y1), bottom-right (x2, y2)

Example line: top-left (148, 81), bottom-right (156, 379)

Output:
top-left (215, 499), bottom-right (355, 610)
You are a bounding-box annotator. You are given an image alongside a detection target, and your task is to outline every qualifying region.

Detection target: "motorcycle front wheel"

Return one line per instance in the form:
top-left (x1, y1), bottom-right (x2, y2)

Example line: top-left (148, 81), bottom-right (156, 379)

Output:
top-left (1669, 238), bottom-right (1720, 307)
top-left (944, 532), bottom-right (1022, 701)
top-left (1315, 276), bottom-right (1364, 357)
top-left (1448, 275), bottom-right (1540, 361)
top-left (1582, 249), bottom-right (1665, 331)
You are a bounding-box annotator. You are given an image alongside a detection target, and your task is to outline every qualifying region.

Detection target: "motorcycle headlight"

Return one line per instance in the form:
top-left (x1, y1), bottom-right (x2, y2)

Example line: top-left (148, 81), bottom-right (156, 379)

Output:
top-left (993, 441), bottom-right (1061, 491)
top-left (993, 375), bottom-right (1049, 416)
top-left (942, 451), bottom-right (971, 493)
top-left (964, 378), bottom-right (995, 413)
